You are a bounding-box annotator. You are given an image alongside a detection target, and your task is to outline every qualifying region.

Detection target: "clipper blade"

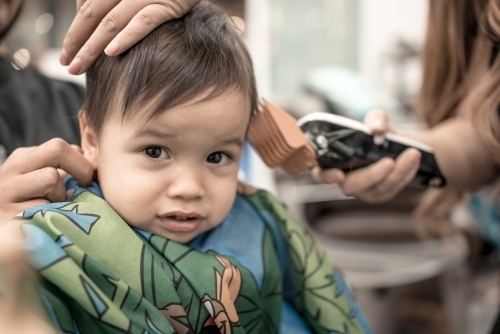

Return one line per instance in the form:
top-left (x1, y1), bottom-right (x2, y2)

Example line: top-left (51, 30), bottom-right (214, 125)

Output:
top-left (247, 99), bottom-right (317, 174)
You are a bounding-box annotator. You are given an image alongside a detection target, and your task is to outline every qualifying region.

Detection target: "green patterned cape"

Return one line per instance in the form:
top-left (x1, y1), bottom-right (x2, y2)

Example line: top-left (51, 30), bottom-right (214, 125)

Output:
top-left (5, 178), bottom-right (371, 334)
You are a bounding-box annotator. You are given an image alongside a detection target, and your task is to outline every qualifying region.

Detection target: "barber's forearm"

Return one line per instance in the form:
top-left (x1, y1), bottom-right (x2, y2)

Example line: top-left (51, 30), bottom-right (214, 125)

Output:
top-left (400, 118), bottom-right (498, 191)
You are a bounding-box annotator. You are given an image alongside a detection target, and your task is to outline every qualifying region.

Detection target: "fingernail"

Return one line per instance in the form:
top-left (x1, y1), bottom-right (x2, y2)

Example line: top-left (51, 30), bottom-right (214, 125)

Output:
top-left (59, 49), bottom-right (69, 65)
top-left (68, 58), bottom-right (82, 75)
top-left (327, 170), bottom-right (345, 184)
top-left (369, 119), bottom-right (382, 129)
top-left (105, 41), bottom-right (120, 56)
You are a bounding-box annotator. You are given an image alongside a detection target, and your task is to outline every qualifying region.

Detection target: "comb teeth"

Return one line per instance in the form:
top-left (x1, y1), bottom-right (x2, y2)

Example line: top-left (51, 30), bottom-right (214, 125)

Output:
top-left (247, 99), bottom-right (317, 174)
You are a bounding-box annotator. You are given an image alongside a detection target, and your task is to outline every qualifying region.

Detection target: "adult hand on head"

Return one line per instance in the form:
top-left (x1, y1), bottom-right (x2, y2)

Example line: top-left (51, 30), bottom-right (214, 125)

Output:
top-left (0, 139), bottom-right (93, 225)
top-left (312, 109), bottom-right (422, 204)
top-left (61, 0), bottom-right (202, 75)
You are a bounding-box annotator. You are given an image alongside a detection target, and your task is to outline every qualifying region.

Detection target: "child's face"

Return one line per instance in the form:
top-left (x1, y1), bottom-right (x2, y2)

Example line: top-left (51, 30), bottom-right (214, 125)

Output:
top-left (81, 91), bottom-right (249, 244)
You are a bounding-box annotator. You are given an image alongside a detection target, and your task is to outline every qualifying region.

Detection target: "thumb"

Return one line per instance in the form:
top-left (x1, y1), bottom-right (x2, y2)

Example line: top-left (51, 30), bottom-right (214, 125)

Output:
top-left (363, 109), bottom-right (390, 135)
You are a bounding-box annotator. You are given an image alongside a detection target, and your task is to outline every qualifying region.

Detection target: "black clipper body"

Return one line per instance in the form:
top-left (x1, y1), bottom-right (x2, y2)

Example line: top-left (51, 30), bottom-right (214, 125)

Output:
top-left (297, 112), bottom-right (447, 188)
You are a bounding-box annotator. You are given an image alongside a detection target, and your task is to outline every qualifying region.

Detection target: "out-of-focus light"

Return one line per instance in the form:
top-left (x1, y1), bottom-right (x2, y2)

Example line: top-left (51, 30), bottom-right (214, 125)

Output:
top-left (304, 8), bottom-right (330, 29)
top-left (35, 13), bottom-right (54, 34)
top-left (230, 16), bottom-right (245, 35)
top-left (11, 49), bottom-right (31, 70)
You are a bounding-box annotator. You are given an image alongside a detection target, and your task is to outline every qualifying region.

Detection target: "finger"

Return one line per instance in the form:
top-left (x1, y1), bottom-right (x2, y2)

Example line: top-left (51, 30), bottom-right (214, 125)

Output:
top-left (61, 0), bottom-right (120, 67)
top-left (104, 0), bottom-right (202, 56)
top-left (104, 4), bottom-right (178, 56)
top-left (15, 139), bottom-right (93, 187)
top-left (57, 169), bottom-right (68, 180)
top-left (373, 149), bottom-right (421, 196)
top-left (70, 145), bottom-right (84, 154)
top-left (312, 167), bottom-right (345, 185)
top-left (354, 149), bottom-right (421, 204)
top-left (363, 109), bottom-right (390, 134)
top-left (67, 0), bottom-right (159, 74)
top-left (6, 146), bottom-right (36, 161)
top-left (76, 0), bottom-right (86, 12)
top-left (12, 199), bottom-right (50, 215)
top-left (355, 187), bottom-right (394, 204)
top-left (13, 168), bottom-right (67, 203)
top-left (59, 145), bottom-right (84, 179)
top-left (0, 146), bottom-right (35, 171)
top-left (0, 199), bottom-right (50, 226)
top-left (66, 0), bottom-right (202, 73)
top-left (18, 199), bottom-right (51, 210)
top-left (340, 158), bottom-right (395, 196)
top-left (68, 0), bottom-right (141, 74)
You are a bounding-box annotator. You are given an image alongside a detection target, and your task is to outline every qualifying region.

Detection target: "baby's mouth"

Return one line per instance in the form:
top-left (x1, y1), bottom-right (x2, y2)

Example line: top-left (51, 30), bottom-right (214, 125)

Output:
top-left (170, 215), bottom-right (195, 221)
top-left (159, 212), bottom-right (204, 233)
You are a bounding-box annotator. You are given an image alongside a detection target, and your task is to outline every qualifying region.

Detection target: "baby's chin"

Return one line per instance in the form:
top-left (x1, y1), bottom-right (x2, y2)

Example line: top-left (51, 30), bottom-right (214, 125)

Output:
top-left (158, 231), bottom-right (199, 244)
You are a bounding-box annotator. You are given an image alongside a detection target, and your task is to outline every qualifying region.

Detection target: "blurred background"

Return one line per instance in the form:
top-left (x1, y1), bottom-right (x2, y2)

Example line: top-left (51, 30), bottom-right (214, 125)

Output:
top-left (3, 0), bottom-right (500, 333)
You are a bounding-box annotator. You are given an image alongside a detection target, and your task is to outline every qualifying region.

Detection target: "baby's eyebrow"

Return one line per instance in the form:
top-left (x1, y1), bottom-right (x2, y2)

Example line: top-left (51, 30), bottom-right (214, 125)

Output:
top-left (219, 138), bottom-right (244, 148)
top-left (134, 128), bottom-right (243, 147)
top-left (134, 128), bottom-right (177, 140)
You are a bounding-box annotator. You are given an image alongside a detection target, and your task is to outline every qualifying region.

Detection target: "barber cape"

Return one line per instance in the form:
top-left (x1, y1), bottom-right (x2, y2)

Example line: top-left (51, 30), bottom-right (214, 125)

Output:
top-left (6, 177), bottom-right (371, 334)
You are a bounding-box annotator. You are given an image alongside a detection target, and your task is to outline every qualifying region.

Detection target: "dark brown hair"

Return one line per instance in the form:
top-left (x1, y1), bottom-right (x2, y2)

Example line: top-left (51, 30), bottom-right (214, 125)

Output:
top-left (415, 0), bottom-right (500, 236)
top-left (415, 0), bottom-right (486, 126)
top-left (82, 1), bottom-right (258, 134)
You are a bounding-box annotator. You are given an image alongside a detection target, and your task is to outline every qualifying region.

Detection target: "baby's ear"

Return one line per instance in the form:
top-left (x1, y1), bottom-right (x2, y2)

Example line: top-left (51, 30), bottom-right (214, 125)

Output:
top-left (78, 112), bottom-right (98, 169)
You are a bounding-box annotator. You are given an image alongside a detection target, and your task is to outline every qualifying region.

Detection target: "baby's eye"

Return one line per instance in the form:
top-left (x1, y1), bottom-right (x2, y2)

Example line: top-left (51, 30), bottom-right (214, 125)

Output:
top-left (144, 147), bottom-right (169, 159)
top-left (207, 152), bottom-right (230, 164)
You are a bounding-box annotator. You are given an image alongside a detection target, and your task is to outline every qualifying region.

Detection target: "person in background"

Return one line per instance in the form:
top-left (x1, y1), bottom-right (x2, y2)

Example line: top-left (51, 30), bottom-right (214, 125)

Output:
top-left (0, 0), bottom-right (84, 157)
top-left (315, 0), bottom-right (500, 239)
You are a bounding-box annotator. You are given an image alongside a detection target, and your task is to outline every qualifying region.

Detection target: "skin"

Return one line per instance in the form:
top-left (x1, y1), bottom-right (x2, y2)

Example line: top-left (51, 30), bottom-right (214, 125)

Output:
top-left (62, 0), bottom-right (201, 75)
top-left (0, 0), bottom-right (201, 73)
top-left (314, 109), bottom-right (498, 203)
top-left (315, 28), bottom-right (499, 203)
top-left (0, 90), bottom-right (249, 330)
top-left (0, 1), bottom-right (202, 328)
top-left (0, 229), bottom-right (55, 333)
top-left (0, 0), bottom-right (203, 224)
top-left (80, 90), bottom-right (249, 243)
top-left (0, 141), bottom-right (93, 225)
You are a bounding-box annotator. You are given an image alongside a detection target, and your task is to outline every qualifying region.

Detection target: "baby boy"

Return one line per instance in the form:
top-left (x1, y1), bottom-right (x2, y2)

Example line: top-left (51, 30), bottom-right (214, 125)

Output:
top-left (79, 1), bottom-right (257, 246)
top-left (7, 2), bottom-right (371, 334)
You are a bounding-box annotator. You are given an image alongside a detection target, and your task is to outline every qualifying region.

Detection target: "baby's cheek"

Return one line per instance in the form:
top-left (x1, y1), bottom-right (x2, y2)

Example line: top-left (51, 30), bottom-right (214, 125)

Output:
top-left (211, 181), bottom-right (238, 225)
top-left (100, 177), bottom-right (154, 226)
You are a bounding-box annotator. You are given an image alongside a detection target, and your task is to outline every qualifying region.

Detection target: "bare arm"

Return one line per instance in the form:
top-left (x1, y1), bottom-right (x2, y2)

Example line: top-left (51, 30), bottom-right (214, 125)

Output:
top-left (314, 111), bottom-right (498, 203)
top-left (402, 117), bottom-right (498, 191)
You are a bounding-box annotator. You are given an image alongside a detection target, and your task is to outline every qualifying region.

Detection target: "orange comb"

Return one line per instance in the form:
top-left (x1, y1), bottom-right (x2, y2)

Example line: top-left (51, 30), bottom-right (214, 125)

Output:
top-left (247, 99), bottom-right (317, 174)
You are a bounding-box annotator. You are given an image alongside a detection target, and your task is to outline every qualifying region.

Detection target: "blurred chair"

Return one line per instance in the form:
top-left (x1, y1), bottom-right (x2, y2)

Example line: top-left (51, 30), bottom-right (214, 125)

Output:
top-left (276, 171), bottom-right (469, 334)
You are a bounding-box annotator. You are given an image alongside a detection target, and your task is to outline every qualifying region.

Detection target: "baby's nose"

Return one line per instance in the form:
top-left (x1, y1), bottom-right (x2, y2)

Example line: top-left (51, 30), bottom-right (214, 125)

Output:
top-left (166, 169), bottom-right (205, 201)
